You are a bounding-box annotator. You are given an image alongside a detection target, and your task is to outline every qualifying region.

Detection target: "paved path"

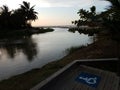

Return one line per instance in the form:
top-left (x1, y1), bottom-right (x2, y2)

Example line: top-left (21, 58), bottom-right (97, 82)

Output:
top-left (38, 65), bottom-right (119, 90)
top-left (31, 58), bottom-right (119, 90)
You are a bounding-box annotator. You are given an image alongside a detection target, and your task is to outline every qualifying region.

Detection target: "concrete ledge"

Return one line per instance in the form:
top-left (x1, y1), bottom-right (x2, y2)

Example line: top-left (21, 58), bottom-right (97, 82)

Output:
top-left (31, 58), bottom-right (118, 90)
top-left (75, 58), bottom-right (118, 62)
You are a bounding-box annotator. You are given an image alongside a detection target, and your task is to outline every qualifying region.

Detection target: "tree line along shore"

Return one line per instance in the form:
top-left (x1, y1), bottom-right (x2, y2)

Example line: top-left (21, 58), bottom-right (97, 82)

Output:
top-left (0, 1), bottom-right (54, 37)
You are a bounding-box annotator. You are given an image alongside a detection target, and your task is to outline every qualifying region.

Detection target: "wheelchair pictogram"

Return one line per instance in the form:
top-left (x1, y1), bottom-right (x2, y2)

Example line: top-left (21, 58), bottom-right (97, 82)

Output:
top-left (75, 72), bottom-right (101, 88)
top-left (79, 76), bottom-right (97, 84)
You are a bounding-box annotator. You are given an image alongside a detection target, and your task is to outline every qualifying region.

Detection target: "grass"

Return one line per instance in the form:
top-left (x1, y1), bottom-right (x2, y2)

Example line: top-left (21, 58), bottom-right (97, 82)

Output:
top-left (66, 45), bottom-right (86, 54)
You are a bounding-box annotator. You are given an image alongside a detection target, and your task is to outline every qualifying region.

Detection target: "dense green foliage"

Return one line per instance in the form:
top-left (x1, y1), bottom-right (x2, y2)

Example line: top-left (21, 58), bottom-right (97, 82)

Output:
top-left (0, 1), bottom-right (38, 30)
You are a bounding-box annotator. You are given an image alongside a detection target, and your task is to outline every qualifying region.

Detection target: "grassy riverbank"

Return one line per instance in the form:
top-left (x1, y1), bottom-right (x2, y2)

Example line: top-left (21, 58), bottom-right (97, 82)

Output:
top-left (0, 34), bottom-right (119, 90)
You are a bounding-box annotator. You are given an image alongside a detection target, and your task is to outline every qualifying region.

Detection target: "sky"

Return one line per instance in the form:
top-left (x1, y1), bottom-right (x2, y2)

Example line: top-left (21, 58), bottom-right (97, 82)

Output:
top-left (0, 0), bottom-right (111, 26)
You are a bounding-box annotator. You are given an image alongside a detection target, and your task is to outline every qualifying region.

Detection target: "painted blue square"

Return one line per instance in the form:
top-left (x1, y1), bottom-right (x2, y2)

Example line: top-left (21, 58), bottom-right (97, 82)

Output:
top-left (75, 72), bottom-right (101, 88)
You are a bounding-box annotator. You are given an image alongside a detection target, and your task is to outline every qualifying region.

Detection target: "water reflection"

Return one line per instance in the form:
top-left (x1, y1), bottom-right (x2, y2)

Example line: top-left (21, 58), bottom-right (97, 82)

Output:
top-left (68, 29), bottom-right (97, 42)
top-left (68, 28), bottom-right (99, 36)
top-left (0, 28), bottom-right (93, 81)
top-left (0, 36), bottom-right (37, 61)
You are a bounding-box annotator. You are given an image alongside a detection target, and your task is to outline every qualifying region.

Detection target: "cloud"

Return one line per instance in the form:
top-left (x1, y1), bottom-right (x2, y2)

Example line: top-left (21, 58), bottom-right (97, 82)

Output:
top-left (39, 0), bottom-right (93, 7)
top-left (34, 0), bottom-right (111, 12)
top-left (0, 0), bottom-right (93, 8)
top-left (0, 0), bottom-right (111, 10)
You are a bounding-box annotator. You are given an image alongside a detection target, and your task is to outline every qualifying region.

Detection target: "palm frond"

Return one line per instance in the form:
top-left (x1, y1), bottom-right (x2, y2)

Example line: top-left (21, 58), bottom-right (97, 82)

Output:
top-left (23, 1), bottom-right (30, 9)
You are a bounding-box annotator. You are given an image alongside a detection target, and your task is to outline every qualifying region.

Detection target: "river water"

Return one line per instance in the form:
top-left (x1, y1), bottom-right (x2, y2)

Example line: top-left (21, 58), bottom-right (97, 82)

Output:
top-left (0, 28), bottom-right (93, 80)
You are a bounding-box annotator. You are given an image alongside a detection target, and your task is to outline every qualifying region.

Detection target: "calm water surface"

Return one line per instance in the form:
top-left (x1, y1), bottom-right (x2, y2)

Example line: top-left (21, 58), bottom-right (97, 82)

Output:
top-left (0, 28), bottom-right (93, 80)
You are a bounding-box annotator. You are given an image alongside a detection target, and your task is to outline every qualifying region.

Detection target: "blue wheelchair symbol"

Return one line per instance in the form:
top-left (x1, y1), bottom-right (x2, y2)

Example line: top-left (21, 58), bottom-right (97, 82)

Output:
top-left (75, 72), bottom-right (101, 88)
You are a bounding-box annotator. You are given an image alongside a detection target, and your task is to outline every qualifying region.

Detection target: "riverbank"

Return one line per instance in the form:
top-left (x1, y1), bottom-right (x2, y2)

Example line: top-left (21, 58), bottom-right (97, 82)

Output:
top-left (0, 27), bottom-right (54, 38)
top-left (0, 35), bottom-right (119, 90)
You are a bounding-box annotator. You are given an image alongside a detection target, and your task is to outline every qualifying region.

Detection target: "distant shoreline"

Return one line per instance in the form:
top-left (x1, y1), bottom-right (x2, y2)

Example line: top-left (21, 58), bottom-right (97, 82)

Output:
top-left (34, 25), bottom-right (76, 28)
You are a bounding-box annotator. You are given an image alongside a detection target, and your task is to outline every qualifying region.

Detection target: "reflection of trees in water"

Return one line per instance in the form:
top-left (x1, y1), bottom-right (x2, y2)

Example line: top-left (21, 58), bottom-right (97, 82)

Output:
top-left (0, 36), bottom-right (37, 61)
top-left (68, 28), bottom-right (98, 43)
top-left (22, 37), bottom-right (37, 61)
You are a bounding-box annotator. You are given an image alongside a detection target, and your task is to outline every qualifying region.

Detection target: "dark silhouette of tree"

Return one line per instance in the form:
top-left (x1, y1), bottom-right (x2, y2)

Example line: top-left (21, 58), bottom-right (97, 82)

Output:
top-left (0, 5), bottom-right (11, 28)
top-left (103, 0), bottom-right (120, 61)
top-left (102, 0), bottom-right (120, 38)
top-left (0, 1), bottom-right (38, 30)
top-left (70, 6), bottom-right (101, 37)
top-left (105, 0), bottom-right (120, 75)
top-left (72, 6), bottom-right (99, 27)
top-left (90, 6), bottom-right (96, 14)
top-left (19, 1), bottom-right (38, 27)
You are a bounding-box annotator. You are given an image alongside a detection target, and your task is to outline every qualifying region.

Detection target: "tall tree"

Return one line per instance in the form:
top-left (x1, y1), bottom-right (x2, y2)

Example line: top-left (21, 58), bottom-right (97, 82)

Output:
top-left (72, 6), bottom-right (98, 27)
top-left (19, 1), bottom-right (38, 27)
top-left (0, 1), bottom-right (38, 29)
top-left (0, 5), bottom-right (11, 28)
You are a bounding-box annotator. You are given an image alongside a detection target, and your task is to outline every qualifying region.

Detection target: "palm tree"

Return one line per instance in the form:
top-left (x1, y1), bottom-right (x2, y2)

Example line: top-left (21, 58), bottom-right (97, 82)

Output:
top-left (90, 6), bottom-right (96, 15)
top-left (0, 5), bottom-right (10, 14)
top-left (89, 6), bottom-right (100, 27)
top-left (72, 6), bottom-right (98, 27)
top-left (0, 1), bottom-right (38, 30)
top-left (0, 5), bottom-right (11, 28)
top-left (11, 9), bottom-right (26, 28)
top-left (19, 1), bottom-right (38, 27)
top-left (77, 9), bottom-right (89, 21)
